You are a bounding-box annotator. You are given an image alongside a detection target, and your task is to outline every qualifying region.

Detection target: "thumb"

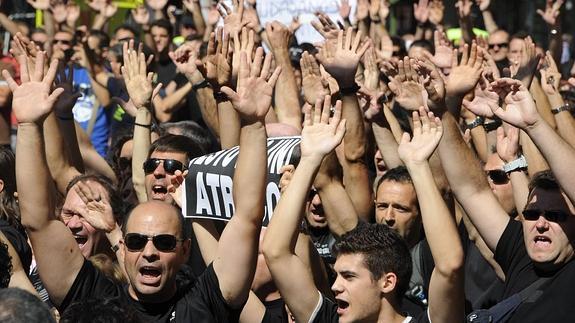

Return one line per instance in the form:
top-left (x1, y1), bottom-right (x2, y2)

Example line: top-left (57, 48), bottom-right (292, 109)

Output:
top-left (400, 132), bottom-right (411, 145)
top-left (220, 86), bottom-right (238, 101)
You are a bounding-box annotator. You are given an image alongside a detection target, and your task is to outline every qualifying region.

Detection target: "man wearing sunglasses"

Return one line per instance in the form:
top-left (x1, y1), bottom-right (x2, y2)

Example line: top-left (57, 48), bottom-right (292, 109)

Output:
top-left (438, 77), bottom-right (575, 322)
top-left (487, 29), bottom-right (510, 72)
top-left (484, 152), bottom-right (517, 215)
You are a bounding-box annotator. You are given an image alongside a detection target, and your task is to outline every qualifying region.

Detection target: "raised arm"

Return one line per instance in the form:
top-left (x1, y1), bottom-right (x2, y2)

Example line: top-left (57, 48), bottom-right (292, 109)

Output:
top-left (213, 48), bottom-right (281, 307)
top-left (496, 126), bottom-right (529, 215)
top-left (317, 28), bottom-right (372, 221)
top-left (123, 41), bottom-right (159, 203)
top-left (263, 95), bottom-right (346, 323)
top-left (489, 77), bottom-right (575, 205)
top-left (266, 21), bottom-right (302, 131)
top-left (399, 108), bottom-right (464, 323)
top-left (7, 51), bottom-right (84, 306)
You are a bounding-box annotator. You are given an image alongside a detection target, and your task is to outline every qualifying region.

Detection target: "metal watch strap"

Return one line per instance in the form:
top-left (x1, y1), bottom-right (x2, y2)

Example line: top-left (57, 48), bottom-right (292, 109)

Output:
top-left (466, 116), bottom-right (484, 130)
top-left (503, 155), bottom-right (528, 173)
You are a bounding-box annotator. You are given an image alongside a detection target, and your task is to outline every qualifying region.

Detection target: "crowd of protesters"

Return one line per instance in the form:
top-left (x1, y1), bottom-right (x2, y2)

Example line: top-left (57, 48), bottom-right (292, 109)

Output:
top-left (0, 0), bottom-right (575, 322)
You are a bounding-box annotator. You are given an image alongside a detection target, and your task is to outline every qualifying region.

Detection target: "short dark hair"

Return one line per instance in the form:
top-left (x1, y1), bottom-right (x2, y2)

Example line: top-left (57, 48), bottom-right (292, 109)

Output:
top-left (528, 170), bottom-right (560, 194)
top-left (0, 288), bottom-right (55, 323)
top-left (335, 223), bottom-right (412, 299)
top-left (89, 29), bottom-right (110, 49)
top-left (510, 31), bottom-right (529, 41)
top-left (148, 134), bottom-right (205, 163)
top-left (60, 297), bottom-right (141, 323)
top-left (376, 166), bottom-right (413, 191)
top-left (113, 24), bottom-right (138, 39)
top-left (0, 240), bottom-right (11, 288)
top-left (410, 39), bottom-right (434, 55)
top-left (150, 19), bottom-right (173, 37)
top-left (66, 174), bottom-right (126, 225)
top-left (160, 121), bottom-right (219, 155)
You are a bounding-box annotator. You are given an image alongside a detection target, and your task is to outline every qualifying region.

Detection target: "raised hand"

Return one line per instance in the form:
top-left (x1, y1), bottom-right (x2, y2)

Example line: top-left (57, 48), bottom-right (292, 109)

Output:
top-left (316, 28), bottom-right (370, 88)
top-left (445, 43), bottom-right (484, 97)
top-left (496, 126), bottom-right (519, 163)
top-left (219, 0), bottom-right (246, 37)
top-left (220, 48), bottom-right (282, 124)
top-left (182, 0), bottom-right (199, 12)
top-left (3, 51), bottom-right (63, 124)
top-left (398, 107), bottom-right (443, 165)
top-left (427, 30), bottom-right (453, 68)
top-left (146, 0), bottom-right (168, 11)
top-left (121, 40), bottom-right (156, 108)
top-left (356, 0), bottom-right (369, 21)
top-left (202, 28), bottom-right (232, 89)
top-left (388, 57), bottom-right (425, 111)
top-left (169, 41), bottom-right (205, 82)
top-left (54, 62), bottom-right (82, 118)
top-left (363, 45), bottom-right (380, 90)
top-left (242, 4), bottom-right (261, 32)
top-left (231, 27), bottom-right (254, 83)
top-left (540, 51), bottom-right (561, 95)
top-left (462, 77), bottom-right (499, 118)
top-left (413, 58), bottom-right (446, 111)
top-left (429, 0), bottom-right (444, 25)
top-left (74, 181), bottom-right (115, 233)
top-left (311, 12), bottom-right (340, 40)
top-left (66, 2), bottom-right (81, 26)
top-left (489, 78), bottom-right (540, 129)
top-left (168, 169), bottom-right (189, 207)
top-left (10, 33), bottom-right (39, 77)
top-left (300, 51), bottom-right (329, 105)
top-left (101, 2), bottom-right (118, 18)
top-left (206, 5), bottom-right (220, 26)
top-left (278, 164), bottom-right (295, 194)
top-left (266, 21), bottom-right (292, 52)
top-left (300, 95), bottom-right (346, 161)
top-left (511, 36), bottom-right (541, 83)
top-left (414, 0), bottom-right (430, 24)
top-left (537, 0), bottom-right (563, 26)
top-left (456, 0), bottom-right (472, 19)
top-left (338, 0), bottom-right (351, 20)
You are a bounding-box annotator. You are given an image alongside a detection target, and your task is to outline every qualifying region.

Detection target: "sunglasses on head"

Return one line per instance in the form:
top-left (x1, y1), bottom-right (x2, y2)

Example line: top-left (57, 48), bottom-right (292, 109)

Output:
top-left (124, 233), bottom-right (184, 252)
top-left (488, 42), bottom-right (509, 49)
top-left (522, 209), bottom-right (570, 223)
top-left (487, 169), bottom-right (510, 185)
top-left (143, 158), bottom-right (187, 175)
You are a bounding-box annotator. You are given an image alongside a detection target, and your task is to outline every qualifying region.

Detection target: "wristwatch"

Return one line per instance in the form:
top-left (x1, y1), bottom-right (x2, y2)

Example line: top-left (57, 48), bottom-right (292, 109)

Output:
top-left (503, 155), bottom-right (528, 174)
top-left (551, 104), bottom-right (571, 115)
top-left (483, 119), bottom-right (502, 132)
top-left (466, 116), bottom-right (484, 130)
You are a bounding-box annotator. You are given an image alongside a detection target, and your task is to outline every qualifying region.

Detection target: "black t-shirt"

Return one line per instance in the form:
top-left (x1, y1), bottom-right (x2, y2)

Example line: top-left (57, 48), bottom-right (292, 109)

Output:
top-left (311, 294), bottom-right (430, 323)
top-left (61, 260), bottom-right (243, 322)
top-left (261, 298), bottom-right (288, 323)
top-left (495, 219), bottom-right (575, 322)
top-left (0, 219), bottom-right (31, 274)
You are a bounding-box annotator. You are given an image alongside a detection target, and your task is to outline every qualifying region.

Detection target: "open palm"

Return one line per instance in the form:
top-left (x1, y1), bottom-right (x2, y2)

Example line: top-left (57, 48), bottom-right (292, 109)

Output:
top-left (300, 96), bottom-right (346, 160)
top-left (398, 108), bottom-right (443, 165)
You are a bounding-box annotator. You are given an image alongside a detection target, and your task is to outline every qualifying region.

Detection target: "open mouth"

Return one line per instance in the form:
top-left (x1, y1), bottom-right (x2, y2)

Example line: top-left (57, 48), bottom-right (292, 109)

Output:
top-left (152, 185), bottom-right (168, 199)
top-left (74, 235), bottom-right (88, 248)
top-left (336, 299), bottom-right (349, 315)
top-left (140, 266), bottom-right (162, 279)
top-left (534, 236), bottom-right (551, 246)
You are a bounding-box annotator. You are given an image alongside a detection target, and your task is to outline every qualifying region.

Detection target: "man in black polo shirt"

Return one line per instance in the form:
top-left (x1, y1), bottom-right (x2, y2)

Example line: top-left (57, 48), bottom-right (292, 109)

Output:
top-left (438, 77), bottom-right (575, 322)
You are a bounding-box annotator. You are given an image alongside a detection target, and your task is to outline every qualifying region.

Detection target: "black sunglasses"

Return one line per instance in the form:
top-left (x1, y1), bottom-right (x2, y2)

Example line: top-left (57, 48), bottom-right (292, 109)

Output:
top-left (523, 209), bottom-right (570, 223)
top-left (488, 42), bottom-right (509, 49)
top-left (487, 169), bottom-right (509, 185)
top-left (54, 39), bottom-right (72, 45)
top-left (124, 233), bottom-right (184, 252)
top-left (143, 158), bottom-right (187, 175)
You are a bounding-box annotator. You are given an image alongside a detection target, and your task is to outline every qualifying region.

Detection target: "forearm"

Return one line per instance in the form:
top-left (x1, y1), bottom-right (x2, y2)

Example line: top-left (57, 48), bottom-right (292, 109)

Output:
top-left (16, 124), bottom-right (56, 230)
top-left (526, 120), bottom-right (575, 203)
top-left (316, 180), bottom-right (359, 237)
top-left (372, 122), bottom-right (403, 168)
top-left (89, 72), bottom-right (111, 107)
top-left (218, 100), bottom-right (241, 149)
top-left (43, 113), bottom-right (82, 194)
top-left (459, 17), bottom-right (474, 45)
top-left (132, 108), bottom-right (152, 203)
top-left (0, 13), bottom-right (25, 36)
top-left (519, 130), bottom-right (549, 176)
top-left (406, 162), bottom-right (463, 273)
top-left (272, 51), bottom-right (302, 131)
top-left (509, 171), bottom-right (529, 215)
top-left (196, 87), bottom-right (220, 137)
top-left (548, 94), bottom-right (575, 148)
top-left (154, 83), bottom-right (193, 122)
top-left (531, 79), bottom-right (556, 129)
top-left (190, 2), bottom-right (206, 36)
top-left (341, 93), bottom-right (366, 161)
top-left (92, 14), bottom-right (108, 30)
top-left (481, 10), bottom-right (498, 33)
top-left (44, 11), bottom-right (55, 39)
